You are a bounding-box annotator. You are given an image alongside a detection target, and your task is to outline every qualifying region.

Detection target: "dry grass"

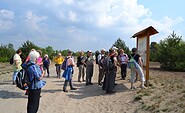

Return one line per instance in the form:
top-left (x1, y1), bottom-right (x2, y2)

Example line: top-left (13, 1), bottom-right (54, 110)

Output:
top-left (132, 62), bottom-right (185, 113)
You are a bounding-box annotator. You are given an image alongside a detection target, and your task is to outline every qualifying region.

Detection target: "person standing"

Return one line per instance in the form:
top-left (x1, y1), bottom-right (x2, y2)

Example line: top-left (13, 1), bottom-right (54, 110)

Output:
top-left (95, 50), bottom-right (100, 65)
top-left (62, 50), bottom-right (77, 92)
top-left (128, 48), bottom-right (145, 89)
top-left (77, 51), bottom-right (85, 82)
top-left (43, 54), bottom-right (50, 77)
top-left (54, 53), bottom-right (64, 78)
top-left (97, 48), bottom-right (106, 85)
top-left (22, 50), bottom-right (46, 113)
top-left (104, 49), bottom-right (117, 94)
top-left (37, 50), bottom-right (44, 75)
top-left (118, 49), bottom-right (128, 80)
top-left (83, 50), bottom-right (95, 85)
top-left (12, 49), bottom-right (22, 85)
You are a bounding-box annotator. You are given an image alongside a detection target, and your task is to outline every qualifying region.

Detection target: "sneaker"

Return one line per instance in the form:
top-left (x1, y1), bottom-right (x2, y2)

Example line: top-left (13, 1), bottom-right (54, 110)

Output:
top-left (140, 85), bottom-right (146, 89)
top-left (25, 92), bottom-right (28, 95)
top-left (131, 86), bottom-right (136, 89)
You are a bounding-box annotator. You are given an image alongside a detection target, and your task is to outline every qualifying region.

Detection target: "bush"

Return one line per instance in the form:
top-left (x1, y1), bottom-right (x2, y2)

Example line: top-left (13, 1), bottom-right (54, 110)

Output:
top-left (0, 43), bottom-right (15, 62)
top-left (157, 32), bottom-right (185, 71)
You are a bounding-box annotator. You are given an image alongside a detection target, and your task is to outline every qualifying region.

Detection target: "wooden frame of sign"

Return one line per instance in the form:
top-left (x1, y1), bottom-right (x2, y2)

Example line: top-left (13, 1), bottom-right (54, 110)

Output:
top-left (132, 26), bottom-right (158, 87)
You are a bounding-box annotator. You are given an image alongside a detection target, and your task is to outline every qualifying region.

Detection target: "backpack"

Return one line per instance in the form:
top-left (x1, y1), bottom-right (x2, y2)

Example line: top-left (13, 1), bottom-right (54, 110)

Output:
top-left (61, 57), bottom-right (69, 70)
top-left (9, 55), bottom-right (14, 65)
top-left (95, 52), bottom-right (100, 64)
top-left (99, 55), bottom-right (105, 67)
top-left (127, 55), bottom-right (137, 69)
top-left (16, 63), bottom-right (34, 90)
top-left (76, 56), bottom-right (83, 67)
top-left (102, 56), bottom-right (115, 71)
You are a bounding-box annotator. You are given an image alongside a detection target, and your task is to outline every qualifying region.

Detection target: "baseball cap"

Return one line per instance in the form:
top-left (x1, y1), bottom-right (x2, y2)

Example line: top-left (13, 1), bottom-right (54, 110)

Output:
top-left (88, 50), bottom-right (92, 53)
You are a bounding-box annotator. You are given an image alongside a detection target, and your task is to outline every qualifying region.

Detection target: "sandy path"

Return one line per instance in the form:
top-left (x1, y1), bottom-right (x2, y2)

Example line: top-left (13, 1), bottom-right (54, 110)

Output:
top-left (0, 64), bottom-right (138, 113)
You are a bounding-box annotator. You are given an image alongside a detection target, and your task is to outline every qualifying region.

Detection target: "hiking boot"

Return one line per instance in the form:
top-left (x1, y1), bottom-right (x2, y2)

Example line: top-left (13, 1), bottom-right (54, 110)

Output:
top-left (63, 89), bottom-right (68, 92)
top-left (98, 83), bottom-right (102, 86)
top-left (12, 81), bottom-right (15, 85)
top-left (89, 83), bottom-right (94, 85)
top-left (109, 90), bottom-right (116, 94)
top-left (71, 88), bottom-right (77, 90)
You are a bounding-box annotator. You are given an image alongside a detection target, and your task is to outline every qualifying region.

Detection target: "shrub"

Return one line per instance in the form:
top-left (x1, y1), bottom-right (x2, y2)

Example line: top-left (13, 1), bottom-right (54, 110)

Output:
top-left (157, 32), bottom-right (185, 72)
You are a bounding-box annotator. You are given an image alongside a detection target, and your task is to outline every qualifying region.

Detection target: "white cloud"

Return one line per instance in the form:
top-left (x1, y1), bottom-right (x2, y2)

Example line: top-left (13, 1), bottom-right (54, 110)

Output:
top-left (68, 11), bottom-right (78, 22)
top-left (141, 16), bottom-right (184, 35)
top-left (63, 0), bottom-right (74, 4)
top-left (25, 10), bottom-right (48, 32)
top-left (97, 15), bottom-right (114, 27)
top-left (0, 9), bottom-right (14, 30)
top-left (1, 0), bottom-right (185, 51)
top-left (0, 9), bottom-right (14, 19)
top-left (137, 16), bottom-right (184, 43)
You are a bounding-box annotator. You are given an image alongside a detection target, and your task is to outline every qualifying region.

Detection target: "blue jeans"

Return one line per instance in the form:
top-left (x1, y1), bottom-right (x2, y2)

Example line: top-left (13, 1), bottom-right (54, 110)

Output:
top-left (13, 71), bottom-right (19, 82)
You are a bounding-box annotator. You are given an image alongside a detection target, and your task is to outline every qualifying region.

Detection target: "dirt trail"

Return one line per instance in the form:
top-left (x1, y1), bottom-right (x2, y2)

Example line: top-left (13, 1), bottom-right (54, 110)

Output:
top-left (0, 63), bottom-right (139, 113)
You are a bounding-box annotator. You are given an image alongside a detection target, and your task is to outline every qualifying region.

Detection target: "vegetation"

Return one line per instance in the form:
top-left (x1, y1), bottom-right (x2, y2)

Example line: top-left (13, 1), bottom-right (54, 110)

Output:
top-left (157, 32), bottom-right (185, 71)
top-left (112, 38), bottom-right (130, 54)
top-left (0, 32), bottom-right (185, 71)
top-left (150, 42), bottom-right (160, 62)
top-left (0, 43), bottom-right (15, 62)
top-left (149, 31), bottom-right (185, 71)
top-left (0, 40), bottom-right (77, 63)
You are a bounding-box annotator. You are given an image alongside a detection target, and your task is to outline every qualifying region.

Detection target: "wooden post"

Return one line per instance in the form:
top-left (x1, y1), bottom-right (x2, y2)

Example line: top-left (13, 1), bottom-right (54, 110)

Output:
top-left (132, 26), bottom-right (158, 87)
top-left (145, 33), bottom-right (150, 87)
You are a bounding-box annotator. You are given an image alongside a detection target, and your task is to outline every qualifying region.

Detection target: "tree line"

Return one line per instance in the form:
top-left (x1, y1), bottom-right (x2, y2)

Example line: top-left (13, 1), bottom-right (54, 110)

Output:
top-left (0, 32), bottom-right (184, 71)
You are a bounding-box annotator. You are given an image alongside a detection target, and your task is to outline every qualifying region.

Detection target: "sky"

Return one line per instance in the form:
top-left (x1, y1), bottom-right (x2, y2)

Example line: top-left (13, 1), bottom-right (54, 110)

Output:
top-left (0, 0), bottom-right (184, 52)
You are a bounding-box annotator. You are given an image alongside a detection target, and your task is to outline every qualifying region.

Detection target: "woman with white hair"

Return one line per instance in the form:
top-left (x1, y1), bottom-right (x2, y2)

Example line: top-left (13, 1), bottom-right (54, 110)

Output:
top-left (22, 50), bottom-right (46, 113)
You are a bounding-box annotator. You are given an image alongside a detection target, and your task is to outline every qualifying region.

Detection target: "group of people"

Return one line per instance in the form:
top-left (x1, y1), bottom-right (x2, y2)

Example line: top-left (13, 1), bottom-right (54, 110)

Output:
top-left (75, 47), bottom-right (146, 94)
top-left (11, 47), bottom-right (145, 113)
top-left (12, 49), bottom-right (48, 113)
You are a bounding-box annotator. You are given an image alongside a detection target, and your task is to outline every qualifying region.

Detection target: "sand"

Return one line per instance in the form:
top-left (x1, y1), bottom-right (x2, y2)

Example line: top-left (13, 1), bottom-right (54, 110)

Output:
top-left (0, 62), bottom-right (184, 113)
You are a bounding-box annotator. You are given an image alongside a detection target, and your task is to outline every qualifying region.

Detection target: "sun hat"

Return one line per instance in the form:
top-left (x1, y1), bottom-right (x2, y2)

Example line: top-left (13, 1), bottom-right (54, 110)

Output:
top-left (112, 46), bottom-right (118, 50)
top-left (45, 54), bottom-right (48, 57)
top-left (101, 48), bottom-right (106, 52)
